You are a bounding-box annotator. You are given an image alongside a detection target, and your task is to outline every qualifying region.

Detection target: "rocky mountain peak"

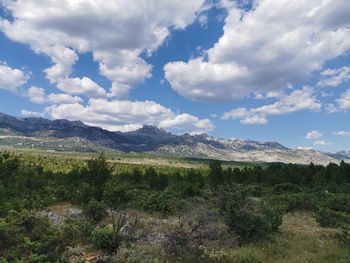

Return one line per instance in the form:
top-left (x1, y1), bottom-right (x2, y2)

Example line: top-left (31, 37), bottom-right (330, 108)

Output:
top-left (135, 125), bottom-right (169, 136)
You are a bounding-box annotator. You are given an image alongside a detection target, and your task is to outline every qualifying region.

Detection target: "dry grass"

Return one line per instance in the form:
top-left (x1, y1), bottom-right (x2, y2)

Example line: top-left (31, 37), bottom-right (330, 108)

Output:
top-left (250, 212), bottom-right (350, 263)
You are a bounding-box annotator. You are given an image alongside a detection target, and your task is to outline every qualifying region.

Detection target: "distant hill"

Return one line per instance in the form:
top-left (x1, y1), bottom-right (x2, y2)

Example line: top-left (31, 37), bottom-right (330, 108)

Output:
top-left (0, 112), bottom-right (348, 165)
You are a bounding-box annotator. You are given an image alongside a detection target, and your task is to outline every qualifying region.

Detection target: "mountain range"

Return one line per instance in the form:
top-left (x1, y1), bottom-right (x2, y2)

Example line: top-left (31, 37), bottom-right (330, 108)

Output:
top-left (0, 112), bottom-right (349, 165)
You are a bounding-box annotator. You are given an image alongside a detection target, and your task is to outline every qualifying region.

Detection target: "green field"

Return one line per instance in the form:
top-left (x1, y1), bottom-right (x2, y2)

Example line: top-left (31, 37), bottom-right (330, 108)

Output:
top-left (0, 150), bottom-right (349, 262)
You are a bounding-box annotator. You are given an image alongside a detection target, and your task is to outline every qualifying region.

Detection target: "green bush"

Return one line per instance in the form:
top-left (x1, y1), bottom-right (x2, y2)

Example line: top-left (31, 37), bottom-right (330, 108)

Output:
top-left (272, 183), bottom-right (301, 194)
top-left (318, 194), bottom-right (350, 214)
top-left (83, 199), bottom-right (107, 222)
top-left (224, 199), bottom-right (284, 244)
top-left (243, 185), bottom-right (263, 198)
top-left (269, 193), bottom-right (317, 212)
top-left (315, 208), bottom-right (350, 228)
top-left (62, 217), bottom-right (94, 245)
top-left (0, 210), bottom-right (67, 262)
top-left (315, 194), bottom-right (350, 228)
top-left (172, 181), bottom-right (201, 198)
top-left (90, 226), bottom-right (123, 254)
top-left (337, 223), bottom-right (350, 246)
top-left (103, 180), bottom-right (132, 209)
top-left (140, 191), bottom-right (182, 216)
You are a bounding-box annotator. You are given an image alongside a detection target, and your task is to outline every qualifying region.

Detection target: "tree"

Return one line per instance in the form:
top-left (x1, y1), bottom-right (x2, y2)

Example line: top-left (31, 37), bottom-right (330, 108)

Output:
top-left (208, 160), bottom-right (223, 189)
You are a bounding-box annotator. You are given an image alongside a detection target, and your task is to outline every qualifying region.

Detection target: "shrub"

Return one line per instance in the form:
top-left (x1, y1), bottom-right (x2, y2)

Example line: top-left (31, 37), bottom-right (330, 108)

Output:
top-left (224, 198), bottom-right (284, 244)
top-left (83, 199), bottom-right (107, 222)
top-left (103, 180), bottom-right (132, 209)
top-left (165, 210), bottom-right (218, 259)
top-left (318, 194), bottom-right (350, 214)
top-left (272, 183), bottom-right (301, 194)
top-left (243, 185), bottom-right (263, 198)
top-left (315, 208), bottom-right (350, 228)
top-left (337, 223), bottom-right (350, 246)
top-left (141, 191), bottom-right (182, 216)
top-left (0, 210), bottom-right (67, 262)
top-left (315, 193), bottom-right (350, 228)
top-left (172, 181), bottom-right (201, 198)
top-left (91, 226), bottom-right (123, 254)
top-left (62, 217), bottom-right (94, 245)
top-left (269, 193), bottom-right (317, 212)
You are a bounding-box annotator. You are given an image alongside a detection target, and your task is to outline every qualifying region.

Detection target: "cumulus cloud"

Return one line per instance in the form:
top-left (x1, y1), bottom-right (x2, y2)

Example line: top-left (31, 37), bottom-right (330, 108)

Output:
top-left (27, 86), bottom-right (83, 105)
top-left (325, 103), bottom-right (340, 113)
top-left (158, 113), bottom-right (214, 134)
top-left (297, 146), bottom-right (313, 150)
top-left (305, 130), bottom-right (323, 139)
top-left (317, 66), bottom-right (350, 87)
top-left (325, 89), bottom-right (350, 112)
top-left (56, 77), bottom-right (106, 98)
top-left (1, 0), bottom-right (205, 98)
top-left (27, 86), bottom-right (46, 104)
top-left (0, 64), bottom-right (29, 92)
top-left (314, 140), bottom-right (332, 146)
top-left (334, 131), bottom-right (350, 137)
top-left (47, 93), bottom-right (83, 105)
top-left (0, 0), bottom-right (213, 134)
top-left (164, 58), bottom-right (249, 101)
top-left (164, 0), bottom-right (350, 102)
top-left (221, 87), bottom-right (321, 124)
top-left (336, 89), bottom-right (350, 111)
top-left (20, 109), bottom-right (44, 118)
top-left (46, 99), bottom-right (214, 133)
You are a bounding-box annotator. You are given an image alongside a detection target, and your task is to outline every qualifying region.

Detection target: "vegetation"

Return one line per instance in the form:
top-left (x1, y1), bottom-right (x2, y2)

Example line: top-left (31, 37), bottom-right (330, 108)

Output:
top-left (0, 151), bottom-right (350, 262)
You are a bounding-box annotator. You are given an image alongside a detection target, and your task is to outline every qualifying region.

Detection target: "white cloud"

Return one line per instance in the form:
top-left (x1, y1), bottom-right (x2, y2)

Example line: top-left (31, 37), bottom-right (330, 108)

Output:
top-left (252, 87), bottom-right (321, 115)
top-left (222, 87), bottom-right (321, 124)
top-left (47, 93), bottom-right (83, 104)
top-left (56, 77), bottom-right (107, 98)
top-left (320, 91), bottom-right (333, 97)
top-left (164, 0), bottom-right (350, 102)
top-left (317, 66), bottom-right (350, 87)
top-left (27, 86), bottom-right (46, 104)
top-left (1, 0), bottom-right (205, 98)
top-left (325, 103), bottom-right (339, 113)
top-left (240, 115), bottom-right (268, 125)
top-left (326, 89), bottom-right (350, 112)
top-left (297, 146), bottom-right (313, 150)
top-left (334, 131), bottom-right (350, 137)
top-left (221, 107), bottom-right (268, 125)
top-left (20, 109), bottom-right (44, 118)
top-left (46, 99), bottom-right (214, 133)
top-left (0, 64), bottom-right (29, 92)
top-left (305, 130), bottom-right (323, 139)
top-left (314, 140), bottom-right (332, 146)
top-left (43, 47), bottom-right (78, 84)
top-left (27, 86), bottom-right (83, 105)
top-left (164, 58), bottom-right (249, 101)
top-left (158, 113), bottom-right (214, 134)
top-left (336, 89), bottom-right (350, 111)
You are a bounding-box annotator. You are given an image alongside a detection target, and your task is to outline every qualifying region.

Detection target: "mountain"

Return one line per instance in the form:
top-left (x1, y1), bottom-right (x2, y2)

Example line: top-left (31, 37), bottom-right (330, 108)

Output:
top-left (332, 151), bottom-right (350, 160)
top-left (120, 125), bottom-right (176, 150)
top-left (154, 133), bottom-right (346, 165)
top-left (0, 113), bottom-right (140, 152)
top-left (0, 112), bottom-right (348, 165)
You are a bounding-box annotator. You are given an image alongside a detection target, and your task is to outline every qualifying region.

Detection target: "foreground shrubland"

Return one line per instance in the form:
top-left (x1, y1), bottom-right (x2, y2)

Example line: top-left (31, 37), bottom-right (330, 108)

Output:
top-left (0, 152), bottom-right (350, 262)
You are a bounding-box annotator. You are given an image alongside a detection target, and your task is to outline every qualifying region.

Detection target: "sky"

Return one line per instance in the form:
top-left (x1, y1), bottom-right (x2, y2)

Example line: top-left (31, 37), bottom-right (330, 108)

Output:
top-left (0, 0), bottom-right (350, 152)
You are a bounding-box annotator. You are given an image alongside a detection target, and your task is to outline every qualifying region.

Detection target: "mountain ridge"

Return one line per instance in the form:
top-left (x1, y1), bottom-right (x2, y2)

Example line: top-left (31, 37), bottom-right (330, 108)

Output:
top-left (0, 112), bottom-right (348, 165)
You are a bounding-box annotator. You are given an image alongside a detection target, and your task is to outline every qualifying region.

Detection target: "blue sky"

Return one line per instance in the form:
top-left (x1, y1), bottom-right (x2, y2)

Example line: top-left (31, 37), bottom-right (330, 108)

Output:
top-left (0, 0), bottom-right (350, 152)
